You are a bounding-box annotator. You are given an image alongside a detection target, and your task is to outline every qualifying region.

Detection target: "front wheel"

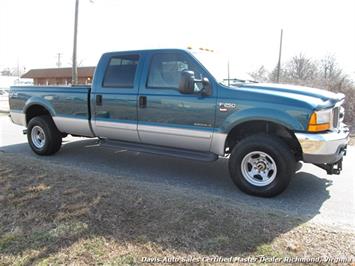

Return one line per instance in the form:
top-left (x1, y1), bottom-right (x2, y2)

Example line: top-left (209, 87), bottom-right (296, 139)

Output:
top-left (27, 115), bottom-right (62, 155)
top-left (229, 134), bottom-right (295, 197)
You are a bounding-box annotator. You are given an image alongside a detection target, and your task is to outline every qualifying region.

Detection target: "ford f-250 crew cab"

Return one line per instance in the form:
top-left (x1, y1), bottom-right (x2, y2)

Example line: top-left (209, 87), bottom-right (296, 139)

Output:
top-left (9, 48), bottom-right (349, 197)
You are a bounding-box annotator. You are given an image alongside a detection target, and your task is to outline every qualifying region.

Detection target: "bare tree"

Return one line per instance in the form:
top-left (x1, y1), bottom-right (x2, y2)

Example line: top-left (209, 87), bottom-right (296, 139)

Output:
top-left (248, 65), bottom-right (269, 82)
top-left (315, 55), bottom-right (350, 92)
top-left (269, 64), bottom-right (287, 83)
top-left (319, 54), bottom-right (341, 80)
top-left (285, 54), bottom-right (317, 83)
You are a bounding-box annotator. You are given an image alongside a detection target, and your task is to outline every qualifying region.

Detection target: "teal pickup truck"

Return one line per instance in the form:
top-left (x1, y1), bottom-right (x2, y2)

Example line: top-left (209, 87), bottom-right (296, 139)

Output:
top-left (9, 48), bottom-right (349, 197)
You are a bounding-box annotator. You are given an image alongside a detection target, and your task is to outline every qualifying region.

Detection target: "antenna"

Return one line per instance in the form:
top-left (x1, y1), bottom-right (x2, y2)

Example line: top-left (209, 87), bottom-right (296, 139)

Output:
top-left (17, 58), bottom-right (20, 78)
top-left (227, 61), bottom-right (230, 86)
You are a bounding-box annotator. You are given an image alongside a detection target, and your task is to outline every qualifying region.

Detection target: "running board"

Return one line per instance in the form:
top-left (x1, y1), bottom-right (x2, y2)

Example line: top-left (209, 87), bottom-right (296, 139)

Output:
top-left (99, 139), bottom-right (218, 162)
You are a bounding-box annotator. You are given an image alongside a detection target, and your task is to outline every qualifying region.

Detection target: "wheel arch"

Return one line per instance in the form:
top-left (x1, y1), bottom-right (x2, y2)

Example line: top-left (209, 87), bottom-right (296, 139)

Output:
top-left (23, 97), bottom-right (56, 126)
top-left (25, 103), bottom-right (54, 126)
top-left (224, 120), bottom-right (303, 161)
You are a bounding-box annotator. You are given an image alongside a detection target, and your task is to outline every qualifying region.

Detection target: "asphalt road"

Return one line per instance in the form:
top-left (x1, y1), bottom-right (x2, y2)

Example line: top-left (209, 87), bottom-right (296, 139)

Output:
top-left (0, 114), bottom-right (354, 230)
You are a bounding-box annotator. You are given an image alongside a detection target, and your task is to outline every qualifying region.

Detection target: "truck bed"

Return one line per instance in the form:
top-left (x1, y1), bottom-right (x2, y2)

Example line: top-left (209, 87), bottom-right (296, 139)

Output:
top-left (10, 85), bottom-right (93, 136)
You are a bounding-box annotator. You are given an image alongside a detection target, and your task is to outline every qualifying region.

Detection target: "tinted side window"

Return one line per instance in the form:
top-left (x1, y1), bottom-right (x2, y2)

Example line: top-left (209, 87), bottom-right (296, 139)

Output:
top-left (147, 53), bottom-right (202, 89)
top-left (103, 55), bottom-right (139, 88)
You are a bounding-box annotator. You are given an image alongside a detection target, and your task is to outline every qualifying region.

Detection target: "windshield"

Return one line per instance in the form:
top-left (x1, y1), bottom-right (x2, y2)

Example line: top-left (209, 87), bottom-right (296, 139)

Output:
top-left (190, 50), bottom-right (256, 86)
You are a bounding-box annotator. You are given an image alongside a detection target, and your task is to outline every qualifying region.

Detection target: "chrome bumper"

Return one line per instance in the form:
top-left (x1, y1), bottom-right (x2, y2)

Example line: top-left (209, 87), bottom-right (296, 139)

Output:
top-left (295, 124), bottom-right (349, 164)
top-left (9, 111), bottom-right (26, 126)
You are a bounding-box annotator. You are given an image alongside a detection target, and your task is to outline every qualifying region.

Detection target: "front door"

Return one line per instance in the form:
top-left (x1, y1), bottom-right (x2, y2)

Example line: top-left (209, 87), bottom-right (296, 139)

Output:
top-left (137, 51), bottom-right (216, 152)
top-left (92, 53), bottom-right (141, 142)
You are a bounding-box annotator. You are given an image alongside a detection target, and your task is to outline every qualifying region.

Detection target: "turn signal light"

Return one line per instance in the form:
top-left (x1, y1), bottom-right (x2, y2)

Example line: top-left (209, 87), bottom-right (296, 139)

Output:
top-left (307, 113), bottom-right (330, 132)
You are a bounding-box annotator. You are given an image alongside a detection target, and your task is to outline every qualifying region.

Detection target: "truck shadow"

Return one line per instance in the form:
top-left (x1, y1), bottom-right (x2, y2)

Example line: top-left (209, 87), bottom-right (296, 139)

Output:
top-left (0, 139), bottom-right (332, 264)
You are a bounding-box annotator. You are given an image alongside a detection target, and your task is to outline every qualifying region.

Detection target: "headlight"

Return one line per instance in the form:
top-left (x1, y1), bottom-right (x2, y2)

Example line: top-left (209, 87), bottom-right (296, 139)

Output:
top-left (307, 109), bottom-right (332, 132)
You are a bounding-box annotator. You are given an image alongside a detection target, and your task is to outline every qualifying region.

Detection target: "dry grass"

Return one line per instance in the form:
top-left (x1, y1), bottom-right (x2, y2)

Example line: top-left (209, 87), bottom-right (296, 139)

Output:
top-left (0, 152), bottom-right (354, 265)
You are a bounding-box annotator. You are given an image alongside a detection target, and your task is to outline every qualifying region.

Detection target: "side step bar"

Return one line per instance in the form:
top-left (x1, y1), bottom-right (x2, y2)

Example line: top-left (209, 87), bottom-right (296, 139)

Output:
top-left (99, 139), bottom-right (218, 162)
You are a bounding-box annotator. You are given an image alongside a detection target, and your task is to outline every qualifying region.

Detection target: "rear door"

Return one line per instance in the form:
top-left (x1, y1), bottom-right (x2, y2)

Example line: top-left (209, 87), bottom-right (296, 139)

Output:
top-left (137, 51), bottom-right (216, 151)
top-left (91, 53), bottom-right (142, 142)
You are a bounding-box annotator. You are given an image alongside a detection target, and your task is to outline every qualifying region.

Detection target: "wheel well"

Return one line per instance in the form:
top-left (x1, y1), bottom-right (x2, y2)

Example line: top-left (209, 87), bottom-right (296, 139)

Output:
top-left (26, 105), bottom-right (51, 125)
top-left (225, 120), bottom-right (302, 161)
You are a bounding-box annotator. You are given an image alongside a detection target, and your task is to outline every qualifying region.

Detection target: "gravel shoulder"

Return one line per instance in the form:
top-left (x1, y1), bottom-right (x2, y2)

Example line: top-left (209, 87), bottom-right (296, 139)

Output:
top-left (0, 152), bottom-right (354, 265)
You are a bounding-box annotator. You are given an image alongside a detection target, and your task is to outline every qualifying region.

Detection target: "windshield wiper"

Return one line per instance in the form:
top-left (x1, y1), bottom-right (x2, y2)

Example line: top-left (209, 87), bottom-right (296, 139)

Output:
top-left (223, 78), bottom-right (258, 85)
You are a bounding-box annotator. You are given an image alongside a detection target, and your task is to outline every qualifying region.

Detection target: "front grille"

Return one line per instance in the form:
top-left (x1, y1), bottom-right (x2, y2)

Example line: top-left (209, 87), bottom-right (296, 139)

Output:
top-left (333, 107), bottom-right (339, 128)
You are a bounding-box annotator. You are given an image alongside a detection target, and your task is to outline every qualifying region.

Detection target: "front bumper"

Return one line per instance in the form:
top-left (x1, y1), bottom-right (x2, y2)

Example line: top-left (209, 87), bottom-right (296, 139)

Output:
top-left (295, 124), bottom-right (349, 164)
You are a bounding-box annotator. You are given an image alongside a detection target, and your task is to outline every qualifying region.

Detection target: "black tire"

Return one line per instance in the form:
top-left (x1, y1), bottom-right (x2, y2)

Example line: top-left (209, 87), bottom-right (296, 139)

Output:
top-left (229, 134), bottom-right (295, 197)
top-left (27, 115), bottom-right (62, 155)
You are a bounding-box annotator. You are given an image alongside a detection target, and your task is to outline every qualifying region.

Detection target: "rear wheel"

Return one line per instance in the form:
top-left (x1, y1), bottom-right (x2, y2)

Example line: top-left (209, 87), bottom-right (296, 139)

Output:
top-left (27, 115), bottom-right (62, 155)
top-left (229, 134), bottom-right (295, 197)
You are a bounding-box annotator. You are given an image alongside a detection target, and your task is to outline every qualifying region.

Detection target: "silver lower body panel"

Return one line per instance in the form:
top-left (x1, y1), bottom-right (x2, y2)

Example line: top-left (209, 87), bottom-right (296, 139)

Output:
top-left (53, 116), bottom-right (94, 137)
top-left (138, 125), bottom-right (213, 152)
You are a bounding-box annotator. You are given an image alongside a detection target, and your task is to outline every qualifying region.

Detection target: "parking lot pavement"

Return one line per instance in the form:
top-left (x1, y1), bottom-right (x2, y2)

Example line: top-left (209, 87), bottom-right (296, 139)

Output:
top-left (0, 114), bottom-right (354, 230)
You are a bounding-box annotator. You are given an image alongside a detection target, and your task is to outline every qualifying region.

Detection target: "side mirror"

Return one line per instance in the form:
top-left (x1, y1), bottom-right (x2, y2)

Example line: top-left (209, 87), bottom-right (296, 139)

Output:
top-left (201, 77), bottom-right (212, 96)
top-left (178, 70), bottom-right (195, 94)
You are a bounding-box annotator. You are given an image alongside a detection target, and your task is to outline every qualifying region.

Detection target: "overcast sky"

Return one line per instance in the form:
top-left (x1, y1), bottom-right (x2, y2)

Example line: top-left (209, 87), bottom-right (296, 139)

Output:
top-left (0, 0), bottom-right (354, 78)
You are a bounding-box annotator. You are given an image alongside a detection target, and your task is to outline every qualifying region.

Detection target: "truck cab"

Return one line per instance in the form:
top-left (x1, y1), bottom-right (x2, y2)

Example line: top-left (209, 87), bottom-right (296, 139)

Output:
top-left (91, 50), bottom-right (217, 152)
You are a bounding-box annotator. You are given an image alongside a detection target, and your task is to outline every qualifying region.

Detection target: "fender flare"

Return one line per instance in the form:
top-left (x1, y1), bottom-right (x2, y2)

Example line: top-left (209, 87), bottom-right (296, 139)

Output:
top-left (23, 97), bottom-right (56, 117)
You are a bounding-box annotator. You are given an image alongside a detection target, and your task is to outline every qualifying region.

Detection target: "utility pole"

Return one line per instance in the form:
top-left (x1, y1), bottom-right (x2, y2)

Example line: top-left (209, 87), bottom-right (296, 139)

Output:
top-left (276, 29), bottom-right (283, 83)
top-left (72, 0), bottom-right (79, 85)
top-left (56, 53), bottom-right (62, 68)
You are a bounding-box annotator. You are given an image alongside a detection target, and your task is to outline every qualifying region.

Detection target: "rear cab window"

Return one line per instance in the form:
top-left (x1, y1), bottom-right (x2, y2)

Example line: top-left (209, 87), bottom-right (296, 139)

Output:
top-left (103, 54), bottom-right (139, 88)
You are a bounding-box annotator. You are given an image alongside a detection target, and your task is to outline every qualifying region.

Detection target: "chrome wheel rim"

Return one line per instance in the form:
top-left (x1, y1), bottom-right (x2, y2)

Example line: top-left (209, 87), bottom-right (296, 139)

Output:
top-left (31, 126), bottom-right (46, 149)
top-left (241, 151), bottom-right (277, 186)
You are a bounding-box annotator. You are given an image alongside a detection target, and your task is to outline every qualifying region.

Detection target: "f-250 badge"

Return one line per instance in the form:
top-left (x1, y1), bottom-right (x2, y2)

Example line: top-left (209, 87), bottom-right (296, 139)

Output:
top-left (219, 102), bottom-right (237, 112)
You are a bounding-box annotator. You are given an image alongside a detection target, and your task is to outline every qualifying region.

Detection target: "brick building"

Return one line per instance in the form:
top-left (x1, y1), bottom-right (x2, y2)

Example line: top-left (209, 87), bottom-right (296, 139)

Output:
top-left (21, 67), bottom-right (95, 85)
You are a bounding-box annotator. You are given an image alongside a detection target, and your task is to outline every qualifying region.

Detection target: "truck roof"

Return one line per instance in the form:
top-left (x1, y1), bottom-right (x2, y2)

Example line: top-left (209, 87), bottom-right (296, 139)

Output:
top-left (102, 48), bottom-right (192, 57)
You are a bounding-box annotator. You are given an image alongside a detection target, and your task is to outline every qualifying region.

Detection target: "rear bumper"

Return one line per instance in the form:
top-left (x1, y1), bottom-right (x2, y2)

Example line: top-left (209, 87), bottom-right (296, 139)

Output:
top-left (9, 111), bottom-right (26, 126)
top-left (295, 124), bottom-right (349, 164)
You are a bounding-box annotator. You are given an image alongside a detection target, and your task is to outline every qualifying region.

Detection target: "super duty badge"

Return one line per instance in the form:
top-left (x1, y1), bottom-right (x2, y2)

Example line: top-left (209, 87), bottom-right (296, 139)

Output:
top-left (219, 102), bottom-right (237, 112)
